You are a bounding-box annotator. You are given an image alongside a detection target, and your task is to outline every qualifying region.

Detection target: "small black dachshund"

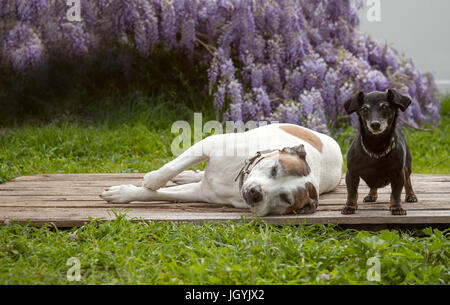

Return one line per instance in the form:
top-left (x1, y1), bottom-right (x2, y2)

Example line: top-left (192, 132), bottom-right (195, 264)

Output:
top-left (341, 89), bottom-right (418, 216)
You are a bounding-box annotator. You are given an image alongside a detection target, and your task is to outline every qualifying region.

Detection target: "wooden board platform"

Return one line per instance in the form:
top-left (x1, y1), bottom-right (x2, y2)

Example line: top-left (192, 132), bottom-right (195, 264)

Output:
top-left (0, 173), bottom-right (449, 227)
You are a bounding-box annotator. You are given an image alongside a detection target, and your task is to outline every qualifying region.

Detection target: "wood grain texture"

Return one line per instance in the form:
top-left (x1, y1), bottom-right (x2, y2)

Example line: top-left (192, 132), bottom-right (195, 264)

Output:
top-left (0, 173), bottom-right (449, 227)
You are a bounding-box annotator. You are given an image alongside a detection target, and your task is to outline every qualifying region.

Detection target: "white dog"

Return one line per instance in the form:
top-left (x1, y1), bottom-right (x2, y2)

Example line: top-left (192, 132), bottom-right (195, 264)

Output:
top-left (100, 123), bottom-right (343, 216)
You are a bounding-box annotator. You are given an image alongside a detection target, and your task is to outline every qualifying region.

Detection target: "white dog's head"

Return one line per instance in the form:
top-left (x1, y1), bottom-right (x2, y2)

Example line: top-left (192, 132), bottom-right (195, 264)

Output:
top-left (240, 145), bottom-right (318, 216)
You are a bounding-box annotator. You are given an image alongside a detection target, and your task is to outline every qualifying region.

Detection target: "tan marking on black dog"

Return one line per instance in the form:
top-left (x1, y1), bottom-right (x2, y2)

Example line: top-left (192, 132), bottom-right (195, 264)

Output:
top-left (390, 194), bottom-right (406, 215)
top-left (404, 167), bottom-right (418, 202)
top-left (363, 188), bottom-right (378, 202)
top-left (279, 125), bottom-right (323, 152)
top-left (341, 192), bottom-right (358, 214)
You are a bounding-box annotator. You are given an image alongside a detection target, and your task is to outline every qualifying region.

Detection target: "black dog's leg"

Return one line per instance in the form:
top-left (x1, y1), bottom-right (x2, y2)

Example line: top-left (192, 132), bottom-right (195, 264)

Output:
top-left (363, 188), bottom-right (378, 202)
top-left (404, 167), bottom-right (418, 203)
top-left (390, 171), bottom-right (407, 215)
top-left (341, 171), bottom-right (360, 214)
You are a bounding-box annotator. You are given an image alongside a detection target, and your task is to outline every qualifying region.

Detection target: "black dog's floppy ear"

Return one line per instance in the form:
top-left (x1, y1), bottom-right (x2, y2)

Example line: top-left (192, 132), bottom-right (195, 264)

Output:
top-left (344, 91), bottom-right (364, 114)
top-left (387, 88), bottom-right (411, 112)
top-left (281, 144), bottom-right (306, 159)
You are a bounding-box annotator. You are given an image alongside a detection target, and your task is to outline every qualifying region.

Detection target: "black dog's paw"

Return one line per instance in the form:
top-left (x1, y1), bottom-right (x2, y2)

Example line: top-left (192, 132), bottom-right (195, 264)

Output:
top-left (390, 207), bottom-right (407, 215)
top-left (363, 195), bottom-right (378, 202)
top-left (405, 194), bottom-right (418, 203)
top-left (341, 205), bottom-right (357, 215)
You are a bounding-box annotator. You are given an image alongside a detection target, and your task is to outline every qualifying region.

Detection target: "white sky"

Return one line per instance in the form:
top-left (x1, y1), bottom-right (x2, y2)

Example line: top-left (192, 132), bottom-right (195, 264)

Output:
top-left (357, 0), bottom-right (450, 93)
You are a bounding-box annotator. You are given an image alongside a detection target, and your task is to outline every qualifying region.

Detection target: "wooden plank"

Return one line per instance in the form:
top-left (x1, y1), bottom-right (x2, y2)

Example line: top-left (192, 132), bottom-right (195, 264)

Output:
top-left (0, 186), bottom-right (447, 196)
top-left (319, 193), bottom-right (448, 200)
top-left (10, 173), bottom-right (144, 182)
top-left (0, 202), bottom-right (449, 212)
top-left (0, 192), bottom-right (447, 201)
top-left (0, 196), bottom-right (446, 206)
top-left (5, 176), bottom-right (449, 186)
top-left (1, 207), bottom-right (450, 227)
top-left (0, 197), bottom-right (448, 209)
top-left (2, 175), bottom-right (449, 186)
top-left (0, 173), bottom-right (449, 227)
top-left (9, 173), bottom-right (450, 182)
top-left (2, 181), bottom-right (144, 188)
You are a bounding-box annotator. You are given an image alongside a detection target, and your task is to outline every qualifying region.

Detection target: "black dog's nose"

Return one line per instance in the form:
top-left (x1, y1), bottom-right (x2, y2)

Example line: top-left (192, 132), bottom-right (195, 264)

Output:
top-left (246, 185), bottom-right (263, 205)
top-left (370, 121), bottom-right (381, 130)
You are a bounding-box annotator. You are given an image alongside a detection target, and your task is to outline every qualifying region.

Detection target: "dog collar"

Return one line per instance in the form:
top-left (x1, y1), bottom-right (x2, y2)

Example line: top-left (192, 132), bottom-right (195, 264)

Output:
top-left (234, 149), bottom-right (278, 191)
top-left (360, 136), bottom-right (396, 159)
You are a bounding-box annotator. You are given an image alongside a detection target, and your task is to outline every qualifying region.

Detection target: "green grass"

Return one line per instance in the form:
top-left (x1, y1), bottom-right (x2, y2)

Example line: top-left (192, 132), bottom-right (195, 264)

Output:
top-left (403, 99), bottom-right (450, 173)
top-left (0, 90), bottom-right (449, 284)
top-left (0, 89), bottom-right (217, 183)
top-left (1, 216), bottom-right (449, 284)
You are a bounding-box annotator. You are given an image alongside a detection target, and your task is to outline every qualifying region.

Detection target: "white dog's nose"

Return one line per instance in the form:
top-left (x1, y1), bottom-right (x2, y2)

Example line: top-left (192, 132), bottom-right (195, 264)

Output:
top-left (244, 185), bottom-right (263, 205)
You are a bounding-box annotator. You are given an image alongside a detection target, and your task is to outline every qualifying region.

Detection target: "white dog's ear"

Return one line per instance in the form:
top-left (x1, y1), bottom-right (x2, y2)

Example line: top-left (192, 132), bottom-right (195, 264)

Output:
top-left (281, 144), bottom-right (306, 159)
top-left (296, 182), bottom-right (318, 214)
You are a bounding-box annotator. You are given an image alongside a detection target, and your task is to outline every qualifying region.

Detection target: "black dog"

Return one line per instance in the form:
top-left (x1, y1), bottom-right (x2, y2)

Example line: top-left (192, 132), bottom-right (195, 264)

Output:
top-left (341, 89), bottom-right (418, 216)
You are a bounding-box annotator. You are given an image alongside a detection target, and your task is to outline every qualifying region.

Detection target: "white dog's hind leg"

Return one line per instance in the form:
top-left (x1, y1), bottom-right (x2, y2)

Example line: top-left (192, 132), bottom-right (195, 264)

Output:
top-left (170, 170), bottom-right (204, 185)
top-left (101, 182), bottom-right (206, 204)
top-left (143, 142), bottom-right (208, 190)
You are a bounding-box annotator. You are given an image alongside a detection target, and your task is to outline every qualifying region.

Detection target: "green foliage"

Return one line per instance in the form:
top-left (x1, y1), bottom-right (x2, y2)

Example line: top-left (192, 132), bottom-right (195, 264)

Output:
top-left (0, 86), bottom-right (215, 183)
top-left (402, 97), bottom-right (450, 174)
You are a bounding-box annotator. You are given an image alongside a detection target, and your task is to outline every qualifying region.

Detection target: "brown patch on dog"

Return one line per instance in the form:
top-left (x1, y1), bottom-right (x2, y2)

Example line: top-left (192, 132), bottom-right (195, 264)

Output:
top-left (341, 192), bottom-right (358, 214)
top-left (284, 182), bottom-right (318, 214)
top-left (279, 125), bottom-right (323, 152)
top-left (363, 187), bottom-right (378, 202)
top-left (306, 182), bottom-right (318, 200)
top-left (278, 152), bottom-right (311, 177)
top-left (390, 194), bottom-right (406, 215)
top-left (403, 167), bottom-right (418, 203)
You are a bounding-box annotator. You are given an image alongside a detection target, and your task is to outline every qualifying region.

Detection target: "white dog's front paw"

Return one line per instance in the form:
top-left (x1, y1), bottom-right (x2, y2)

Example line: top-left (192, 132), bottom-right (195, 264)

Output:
top-left (142, 171), bottom-right (167, 190)
top-left (99, 184), bottom-right (138, 204)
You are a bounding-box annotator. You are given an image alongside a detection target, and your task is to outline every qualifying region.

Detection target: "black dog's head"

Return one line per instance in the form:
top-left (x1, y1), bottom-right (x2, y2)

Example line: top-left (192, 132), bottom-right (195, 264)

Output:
top-left (344, 89), bottom-right (411, 136)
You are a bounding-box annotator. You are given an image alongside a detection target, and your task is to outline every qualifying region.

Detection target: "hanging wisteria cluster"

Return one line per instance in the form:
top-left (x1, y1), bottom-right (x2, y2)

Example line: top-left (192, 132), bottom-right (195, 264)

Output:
top-left (0, 0), bottom-right (441, 131)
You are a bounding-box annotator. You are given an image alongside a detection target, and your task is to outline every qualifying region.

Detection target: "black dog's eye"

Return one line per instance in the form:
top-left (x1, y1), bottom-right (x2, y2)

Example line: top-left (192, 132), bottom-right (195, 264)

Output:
top-left (361, 106), bottom-right (369, 114)
top-left (381, 104), bottom-right (388, 111)
top-left (270, 166), bottom-right (278, 177)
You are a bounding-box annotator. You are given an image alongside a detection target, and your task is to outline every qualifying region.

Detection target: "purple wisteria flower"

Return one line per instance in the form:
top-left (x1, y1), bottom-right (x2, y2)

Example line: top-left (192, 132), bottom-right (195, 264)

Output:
top-left (0, 0), bottom-right (441, 129)
top-left (320, 273), bottom-right (330, 281)
top-left (213, 85), bottom-right (226, 114)
top-left (3, 23), bottom-right (45, 73)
